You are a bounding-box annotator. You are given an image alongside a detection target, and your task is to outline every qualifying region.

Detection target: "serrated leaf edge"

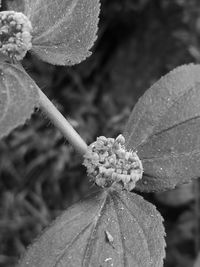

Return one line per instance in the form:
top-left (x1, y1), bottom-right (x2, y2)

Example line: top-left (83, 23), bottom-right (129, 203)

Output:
top-left (112, 191), bottom-right (166, 267)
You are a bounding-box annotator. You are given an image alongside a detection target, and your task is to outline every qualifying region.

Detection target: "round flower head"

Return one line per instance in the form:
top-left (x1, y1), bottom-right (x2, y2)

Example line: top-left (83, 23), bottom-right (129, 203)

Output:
top-left (0, 11), bottom-right (32, 61)
top-left (83, 134), bottom-right (143, 191)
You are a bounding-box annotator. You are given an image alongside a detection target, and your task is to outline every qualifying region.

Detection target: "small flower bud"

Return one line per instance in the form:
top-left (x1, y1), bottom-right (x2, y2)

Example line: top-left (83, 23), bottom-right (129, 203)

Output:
top-left (0, 11), bottom-right (32, 61)
top-left (116, 134), bottom-right (125, 145)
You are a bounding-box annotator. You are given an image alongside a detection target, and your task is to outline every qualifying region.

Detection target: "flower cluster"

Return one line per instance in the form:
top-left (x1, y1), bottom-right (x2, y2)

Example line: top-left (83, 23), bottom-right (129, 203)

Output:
top-left (83, 134), bottom-right (143, 191)
top-left (0, 11), bottom-right (32, 61)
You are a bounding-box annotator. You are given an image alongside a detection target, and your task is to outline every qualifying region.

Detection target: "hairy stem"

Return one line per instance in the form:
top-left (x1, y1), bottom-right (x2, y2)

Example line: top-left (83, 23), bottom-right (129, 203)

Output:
top-left (38, 89), bottom-right (88, 155)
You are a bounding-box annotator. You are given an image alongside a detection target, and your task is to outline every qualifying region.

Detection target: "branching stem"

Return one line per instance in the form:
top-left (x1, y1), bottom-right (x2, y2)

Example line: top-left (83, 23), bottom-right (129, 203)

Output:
top-left (38, 89), bottom-right (88, 155)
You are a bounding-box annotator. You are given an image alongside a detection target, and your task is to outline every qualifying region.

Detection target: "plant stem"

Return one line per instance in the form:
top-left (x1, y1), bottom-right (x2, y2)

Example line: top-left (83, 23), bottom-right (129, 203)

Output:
top-left (38, 89), bottom-right (88, 155)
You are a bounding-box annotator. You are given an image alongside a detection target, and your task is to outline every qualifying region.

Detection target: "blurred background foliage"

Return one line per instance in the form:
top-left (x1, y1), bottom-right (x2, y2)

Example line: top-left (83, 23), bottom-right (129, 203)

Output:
top-left (1, 0), bottom-right (200, 266)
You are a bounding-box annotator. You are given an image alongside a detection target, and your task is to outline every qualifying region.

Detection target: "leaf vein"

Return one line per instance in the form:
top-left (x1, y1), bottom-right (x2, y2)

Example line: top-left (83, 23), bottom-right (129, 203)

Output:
top-left (82, 193), bottom-right (108, 267)
top-left (33, 0), bottom-right (78, 44)
top-left (113, 192), bottom-right (151, 267)
top-left (127, 83), bottom-right (198, 150)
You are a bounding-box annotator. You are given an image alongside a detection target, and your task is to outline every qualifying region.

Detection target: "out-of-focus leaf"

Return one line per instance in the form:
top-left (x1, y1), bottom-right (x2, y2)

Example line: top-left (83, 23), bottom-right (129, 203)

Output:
top-left (123, 64), bottom-right (200, 192)
top-left (19, 189), bottom-right (165, 267)
top-left (194, 253), bottom-right (200, 267)
top-left (155, 183), bottom-right (194, 207)
top-left (165, 210), bottom-right (195, 267)
top-left (0, 63), bottom-right (39, 138)
top-left (23, 0), bottom-right (100, 66)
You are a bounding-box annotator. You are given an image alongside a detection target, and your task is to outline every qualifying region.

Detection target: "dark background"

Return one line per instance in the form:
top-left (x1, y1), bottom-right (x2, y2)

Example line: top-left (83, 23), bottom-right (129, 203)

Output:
top-left (0, 0), bottom-right (200, 266)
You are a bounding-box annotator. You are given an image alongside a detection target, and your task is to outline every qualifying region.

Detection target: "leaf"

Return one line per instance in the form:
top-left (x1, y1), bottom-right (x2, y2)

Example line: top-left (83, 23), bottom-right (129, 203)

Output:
top-left (19, 189), bottom-right (165, 267)
top-left (123, 64), bottom-right (200, 192)
top-left (23, 0), bottom-right (100, 66)
top-left (0, 63), bottom-right (39, 138)
top-left (5, 0), bottom-right (25, 12)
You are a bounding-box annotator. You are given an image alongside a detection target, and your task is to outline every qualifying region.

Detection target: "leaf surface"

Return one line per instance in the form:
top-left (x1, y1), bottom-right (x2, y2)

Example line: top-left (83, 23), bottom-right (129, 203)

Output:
top-left (5, 0), bottom-right (25, 12)
top-left (23, 0), bottom-right (100, 65)
top-left (0, 63), bottom-right (39, 138)
top-left (19, 189), bottom-right (165, 267)
top-left (123, 64), bottom-right (200, 192)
